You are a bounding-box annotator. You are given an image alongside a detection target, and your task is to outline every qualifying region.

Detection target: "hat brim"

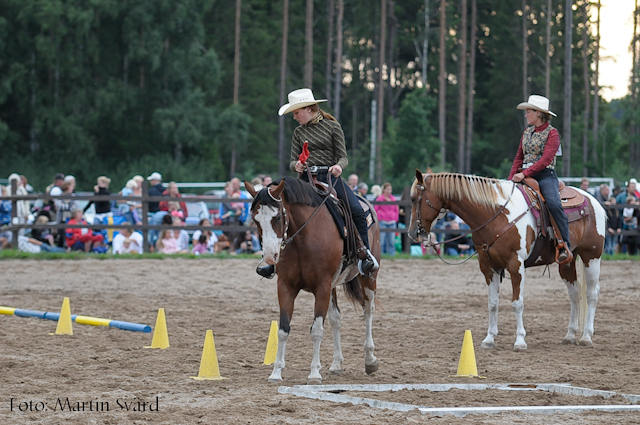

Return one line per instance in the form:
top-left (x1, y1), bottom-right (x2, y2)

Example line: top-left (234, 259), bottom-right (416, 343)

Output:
top-left (517, 102), bottom-right (557, 117)
top-left (278, 99), bottom-right (328, 116)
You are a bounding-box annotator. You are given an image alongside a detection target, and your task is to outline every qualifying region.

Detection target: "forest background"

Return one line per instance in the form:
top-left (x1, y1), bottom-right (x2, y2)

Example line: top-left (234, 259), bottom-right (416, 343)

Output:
top-left (0, 0), bottom-right (639, 192)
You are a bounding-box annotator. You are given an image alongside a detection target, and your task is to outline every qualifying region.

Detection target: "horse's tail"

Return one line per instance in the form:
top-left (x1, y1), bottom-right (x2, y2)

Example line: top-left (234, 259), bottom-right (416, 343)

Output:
top-left (575, 255), bottom-right (588, 332)
top-left (343, 277), bottom-right (365, 307)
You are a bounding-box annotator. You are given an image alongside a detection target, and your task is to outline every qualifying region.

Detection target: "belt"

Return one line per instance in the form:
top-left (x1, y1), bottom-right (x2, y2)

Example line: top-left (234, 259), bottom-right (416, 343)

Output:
top-left (522, 162), bottom-right (534, 169)
top-left (307, 165), bottom-right (330, 174)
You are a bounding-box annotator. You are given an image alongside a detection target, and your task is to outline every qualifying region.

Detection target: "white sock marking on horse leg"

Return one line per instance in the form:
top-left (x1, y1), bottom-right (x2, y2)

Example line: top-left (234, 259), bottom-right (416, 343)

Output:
top-left (327, 294), bottom-right (344, 373)
top-left (308, 316), bottom-right (324, 383)
top-left (268, 329), bottom-right (289, 382)
top-left (581, 258), bottom-right (601, 345)
top-left (363, 287), bottom-right (377, 367)
top-left (481, 276), bottom-right (500, 349)
top-left (563, 277), bottom-right (580, 344)
top-left (512, 264), bottom-right (527, 350)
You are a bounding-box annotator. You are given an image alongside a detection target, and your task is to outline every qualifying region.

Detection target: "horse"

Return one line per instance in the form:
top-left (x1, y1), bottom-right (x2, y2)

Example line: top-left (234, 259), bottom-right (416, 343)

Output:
top-left (408, 168), bottom-right (606, 350)
top-left (244, 176), bottom-right (381, 384)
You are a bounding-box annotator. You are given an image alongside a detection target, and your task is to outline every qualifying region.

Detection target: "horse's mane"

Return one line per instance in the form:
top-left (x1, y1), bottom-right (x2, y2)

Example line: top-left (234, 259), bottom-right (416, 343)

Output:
top-left (251, 176), bottom-right (325, 210)
top-left (414, 173), bottom-right (507, 208)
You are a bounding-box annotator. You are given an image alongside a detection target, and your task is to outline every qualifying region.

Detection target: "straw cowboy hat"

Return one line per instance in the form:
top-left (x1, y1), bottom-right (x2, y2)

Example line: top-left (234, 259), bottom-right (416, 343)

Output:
top-left (517, 95), bottom-right (557, 117)
top-left (278, 88), bottom-right (327, 116)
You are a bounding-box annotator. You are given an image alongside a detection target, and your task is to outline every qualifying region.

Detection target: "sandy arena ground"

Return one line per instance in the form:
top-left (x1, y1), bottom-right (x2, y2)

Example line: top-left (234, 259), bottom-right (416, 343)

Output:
top-left (1, 258), bottom-right (639, 424)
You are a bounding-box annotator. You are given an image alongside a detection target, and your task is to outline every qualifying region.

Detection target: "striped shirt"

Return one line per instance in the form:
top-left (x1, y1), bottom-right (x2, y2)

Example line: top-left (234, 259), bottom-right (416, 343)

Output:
top-left (289, 113), bottom-right (349, 172)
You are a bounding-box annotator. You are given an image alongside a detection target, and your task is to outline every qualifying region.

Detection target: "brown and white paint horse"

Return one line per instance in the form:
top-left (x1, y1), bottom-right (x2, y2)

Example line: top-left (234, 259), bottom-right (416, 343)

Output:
top-left (245, 177), bottom-right (381, 383)
top-left (409, 169), bottom-right (606, 350)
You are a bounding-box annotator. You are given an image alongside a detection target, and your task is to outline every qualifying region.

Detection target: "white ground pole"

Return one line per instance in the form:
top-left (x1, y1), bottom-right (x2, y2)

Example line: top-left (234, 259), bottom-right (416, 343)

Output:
top-left (278, 383), bottom-right (640, 418)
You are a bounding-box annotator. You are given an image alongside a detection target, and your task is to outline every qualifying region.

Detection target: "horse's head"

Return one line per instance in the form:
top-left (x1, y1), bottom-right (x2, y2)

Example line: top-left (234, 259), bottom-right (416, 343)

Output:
top-left (408, 168), bottom-right (447, 242)
top-left (245, 179), bottom-right (287, 265)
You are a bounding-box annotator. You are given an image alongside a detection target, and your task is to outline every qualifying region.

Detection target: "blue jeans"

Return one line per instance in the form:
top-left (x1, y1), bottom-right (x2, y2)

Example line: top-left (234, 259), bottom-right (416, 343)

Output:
top-left (533, 168), bottom-right (571, 249)
top-left (379, 221), bottom-right (396, 255)
top-left (40, 243), bottom-right (66, 253)
top-left (148, 211), bottom-right (169, 247)
top-left (605, 232), bottom-right (618, 255)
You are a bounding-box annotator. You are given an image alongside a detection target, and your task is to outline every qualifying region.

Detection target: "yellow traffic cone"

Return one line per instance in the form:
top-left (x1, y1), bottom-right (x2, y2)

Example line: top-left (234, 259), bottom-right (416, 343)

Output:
top-left (144, 308), bottom-right (169, 349)
top-left (454, 330), bottom-right (485, 378)
top-left (191, 330), bottom-right (228, 380)
top-left (54, 297), bottom-right (73, 335)
top-left (263, 320), bottom-right (279, 365)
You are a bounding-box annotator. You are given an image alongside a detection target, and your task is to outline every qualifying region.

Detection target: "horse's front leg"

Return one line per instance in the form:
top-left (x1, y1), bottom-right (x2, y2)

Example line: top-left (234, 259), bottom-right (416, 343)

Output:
top-left (268, 286), bottom-right (297, 383)
top-left (308, 287), bottom-right (331, 385)
top-left (580, 258), bottom-right (601, 346)
top-left (327, 288), bottom-right (344, 374)
top-left (510, 262), bottom-right (527, 351)
top-left (363, 285), bottom-right (378, 374)
top-left (481, 271), bottom-right (501, 349)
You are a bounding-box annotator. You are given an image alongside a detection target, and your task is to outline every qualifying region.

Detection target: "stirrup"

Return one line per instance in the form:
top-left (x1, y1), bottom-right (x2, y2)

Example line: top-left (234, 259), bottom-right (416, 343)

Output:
top-left (556, 242), bottom-right (573, 266)
top-left (358, 249), bottom-right (379, 275)
top-left (256, 264), bottom-right (276, 279)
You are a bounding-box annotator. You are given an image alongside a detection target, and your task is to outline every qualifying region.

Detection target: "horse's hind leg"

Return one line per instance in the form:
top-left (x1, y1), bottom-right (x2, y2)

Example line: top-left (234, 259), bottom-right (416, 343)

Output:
top-left (327, 288), bottom-right (344, 374)
top-left (579, 257), bottom-right (601, 346)
top-left (363, 278), bottom-right (378, 374)
top-left (559, 260), bottom-right (580, 345)
top-left (308, 286), bottom-right (331, 385)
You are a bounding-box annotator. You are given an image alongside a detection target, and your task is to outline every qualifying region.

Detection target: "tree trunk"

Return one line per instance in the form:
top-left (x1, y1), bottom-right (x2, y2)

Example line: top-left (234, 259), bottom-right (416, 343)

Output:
top-left (352, 103), bottom-right (357, 175)
top-left (545, 0), bottom-right (552, 98)
top-left (439, 0), bottom-right (446, 170)
top-left (593, 0), bottom-right (600, 172)
top-left (522, 0), bottom-right (528, 103)
top-left (457, 0), bottom-right (467, 173)
top-left (386, 0), bottom-right (397, 117)
top-left (632, 0), bottom-right (639, 173)
top-left (581, 0), bottom-right (590, 177)
top-left (422, 0), bottom-right (430, 87)
top-left (231, 0), bottom-right (242, 177)
top-left (325, 0), bottom-right (335, 104)
top-left (305, 0), bottom-right (313, 88)
top-left (465, 0), bottom-right (476, 174)
top-left (333, 0), bottom-right (344, 120)
top-left (376, 0), bottom-right (387, 181)
top-left (562, 0), bottom-right (573, 177)
top-left (278, 0), bottom-right (290, 177)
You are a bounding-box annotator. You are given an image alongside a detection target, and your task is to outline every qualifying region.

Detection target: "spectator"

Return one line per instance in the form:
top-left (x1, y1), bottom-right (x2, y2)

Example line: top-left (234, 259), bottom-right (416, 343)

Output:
top-left (604, 197), bottom-right (622, 255)
top-left (250, 177), bottom-right (263, 192)
top-left (192, 233), bottom-right (210, 255)
top-left (594, 184), bottom-right (610, 205)
top-left (7, 173), bottom-right (29, 225)
top-left (84, 176), bottom-right (113, 223)
top-left (46, 173), bottom-right (65, 213)
top-left (0, 185), bottom-right (12, 246)
top-left (370, 184), bottom-right (382, 200)
top-left (156, 228), bottom-right (188, 254)
top-left (262, 175), bottom-right (273, 186)
top-left (160, 181), bottom-right (187, 216)
top-left (374, 182), bottom-right (399, 256)
top-left (20, 175), bottom-right (34, 193)
top-left (17, 235), bottom-right (66, 253)
top-left (357, 182), bottom-right (368, 198)
top-left (192, 218), bottom-right (219, 254)
top-left (220, 181), bottom-right (243, 225)
top-left (31, 213), bottom-right (56, 247)
top-left (622, 196), bottom-right (640, 255)
top-left (234, 230), bottom-right (262, 255)
top-left (119, 179), bottom-right (143, 224)
top-left (230, 177), bottom-right (250, 224)
top-left (147, 172), bottom-right (164, 213)
top-left (55, 176), bottom-right (78, 225)
top-left (172, 216), bottom-right (190, 252)
top-left (347, 174), bottom-right (359, 193)
top-left (444, 221), bottom-right (473, 257)
top-left (579, 177), bottom-right (590, 192)
top-left (112, 224), bottom-right (144, 254)
top-left (616, 179), bottom-right (637, 206)
top-left (65, 209), bottom-right (105, 252)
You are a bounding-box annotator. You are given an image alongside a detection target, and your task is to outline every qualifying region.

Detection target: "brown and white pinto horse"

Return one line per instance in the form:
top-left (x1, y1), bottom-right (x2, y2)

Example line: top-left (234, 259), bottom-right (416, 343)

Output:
top-left (409, 169), bottom-right (606, 350)
top-left (245, 177), bottom-right (381, 383)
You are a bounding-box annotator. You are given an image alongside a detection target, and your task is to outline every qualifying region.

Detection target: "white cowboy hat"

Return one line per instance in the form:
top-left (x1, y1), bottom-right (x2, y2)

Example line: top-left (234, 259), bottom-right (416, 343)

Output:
top-left (278, 88), bottom-right (327, 116)
top-left (517, 95), bottom-right (557, 117)
top-left (147, 172), bottom-right (162, 181)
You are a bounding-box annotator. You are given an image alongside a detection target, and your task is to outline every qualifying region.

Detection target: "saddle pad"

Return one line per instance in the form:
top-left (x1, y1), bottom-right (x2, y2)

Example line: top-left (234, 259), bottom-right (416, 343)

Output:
top-left (518, 185), bottom-right (589, 229)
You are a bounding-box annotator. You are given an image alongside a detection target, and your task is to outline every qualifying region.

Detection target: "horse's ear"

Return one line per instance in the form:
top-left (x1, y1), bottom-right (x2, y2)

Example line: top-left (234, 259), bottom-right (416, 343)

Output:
top-left (426, 167), bottom-right (433, 174)
top-left (415, 169), bottom-right (424, 185)
top-left (244, 180), bottom-right (258, 197)
top-left (271, 179), bottom-right (286, 199)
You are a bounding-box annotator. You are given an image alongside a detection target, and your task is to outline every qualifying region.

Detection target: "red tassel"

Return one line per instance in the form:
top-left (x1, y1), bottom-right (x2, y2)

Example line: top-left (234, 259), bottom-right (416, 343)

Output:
top-left (298, 141), bottom-right (310, 165)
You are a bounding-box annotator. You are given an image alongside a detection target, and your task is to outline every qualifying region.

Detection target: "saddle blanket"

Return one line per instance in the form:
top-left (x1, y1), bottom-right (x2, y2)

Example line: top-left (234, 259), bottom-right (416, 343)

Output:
top-left (517, 185), bottom-right (589, 230)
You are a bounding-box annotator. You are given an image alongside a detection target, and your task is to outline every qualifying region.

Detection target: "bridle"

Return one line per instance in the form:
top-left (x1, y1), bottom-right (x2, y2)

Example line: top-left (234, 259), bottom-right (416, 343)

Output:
top-left (412, 176), bottom-right (447, 240)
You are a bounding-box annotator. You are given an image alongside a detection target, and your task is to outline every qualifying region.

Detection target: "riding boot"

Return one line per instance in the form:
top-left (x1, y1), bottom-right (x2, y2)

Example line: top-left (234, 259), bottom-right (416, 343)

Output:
top-left (354, 216), bottom-right (379, 275)
top-left (256, 264), bottom-right (276, 279)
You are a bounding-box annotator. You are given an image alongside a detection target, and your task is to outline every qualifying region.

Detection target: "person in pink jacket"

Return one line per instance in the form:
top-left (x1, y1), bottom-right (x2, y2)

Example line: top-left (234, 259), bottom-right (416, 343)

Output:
top-left (374, 182), bottom-right (399, 255)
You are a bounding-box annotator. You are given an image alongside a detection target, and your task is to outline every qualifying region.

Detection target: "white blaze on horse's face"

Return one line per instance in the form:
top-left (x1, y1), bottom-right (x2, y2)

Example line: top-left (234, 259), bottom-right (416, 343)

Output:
top-left (254, 204), bottom-right (283, 265)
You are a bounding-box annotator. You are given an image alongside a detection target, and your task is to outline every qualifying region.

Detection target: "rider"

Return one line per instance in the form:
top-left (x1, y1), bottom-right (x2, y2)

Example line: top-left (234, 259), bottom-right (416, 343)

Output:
top-left (508, 95), bottom-right (571, 263)
top-left (256, 88), bottom-right (379, 278)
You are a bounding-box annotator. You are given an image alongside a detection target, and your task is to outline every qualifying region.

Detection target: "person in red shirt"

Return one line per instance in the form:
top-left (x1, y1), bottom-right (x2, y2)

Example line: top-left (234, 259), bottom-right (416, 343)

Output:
top-left (66, 209), bottom-right (104, 252)
top-left (508, 95), bottom-right (571, 263)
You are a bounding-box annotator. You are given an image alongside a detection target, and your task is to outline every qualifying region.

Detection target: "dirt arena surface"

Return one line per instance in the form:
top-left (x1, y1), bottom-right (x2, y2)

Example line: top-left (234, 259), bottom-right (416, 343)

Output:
top-left (1, 258), bottom-right (639, 424)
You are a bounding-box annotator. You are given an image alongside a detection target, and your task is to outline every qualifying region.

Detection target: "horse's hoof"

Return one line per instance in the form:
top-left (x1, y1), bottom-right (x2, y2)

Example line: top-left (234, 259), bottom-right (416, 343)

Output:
top-left (365, 360), bottom-right (379, 375)
top-left (562, 338), bottom-right (576, 345)
top-left (513, 344), bottom-right (527, 351)
top-left (481, 341), bottom-right (495, 349)
top-left (268, 377), bottom-right (283, 383)
top-left (329, 369), bottom-right (343, 375)
top-left (579, 339), bottom-right (594, 347)
top-left (307, 378), bottom-right (322, 385)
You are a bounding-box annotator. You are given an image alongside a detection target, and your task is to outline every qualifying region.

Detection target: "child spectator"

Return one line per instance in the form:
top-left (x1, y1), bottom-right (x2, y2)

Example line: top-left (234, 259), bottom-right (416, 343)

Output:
top-left (31, 213), bottom-right (56, 246)
top-left (192, 233), bottom-right (209, 255)
top-left (66, 209), bottom-right (105, 252)
top-left (192, 218), bottom-right (218, 254)
top-left (84, 176), bottom-right (113, 222)
top-left (112, 224), bottom-right (144, 254)
top-left (172, 216), bottom-right (190, 252)
top-left (156, 229), bottom-right (188, 254)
